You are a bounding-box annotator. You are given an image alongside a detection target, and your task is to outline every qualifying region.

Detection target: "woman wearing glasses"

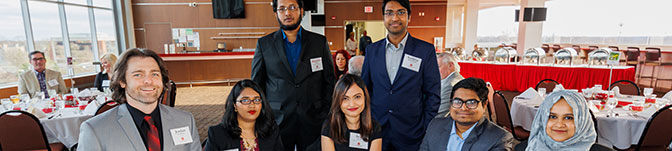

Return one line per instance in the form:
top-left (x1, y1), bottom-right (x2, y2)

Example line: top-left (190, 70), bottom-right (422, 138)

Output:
top-left (420, 77), bottom-right (513, 151)
top-left (321, 74), bottom-right (382, 151)
top-left (204, 80), bottom-right (283, 151)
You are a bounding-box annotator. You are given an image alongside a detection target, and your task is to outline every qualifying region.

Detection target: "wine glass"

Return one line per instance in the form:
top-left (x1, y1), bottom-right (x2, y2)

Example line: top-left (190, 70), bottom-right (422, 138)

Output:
top-left (643, 88), bottom-right (653, 97)
top-left (605, 98), bottom-right (618, 117)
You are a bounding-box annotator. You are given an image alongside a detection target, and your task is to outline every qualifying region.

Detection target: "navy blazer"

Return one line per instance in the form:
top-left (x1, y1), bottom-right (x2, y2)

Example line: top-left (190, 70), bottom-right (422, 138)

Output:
top-left (361, 34), bottom-right (441, 151)
top-left (419, 117), bottom-right (513, 151)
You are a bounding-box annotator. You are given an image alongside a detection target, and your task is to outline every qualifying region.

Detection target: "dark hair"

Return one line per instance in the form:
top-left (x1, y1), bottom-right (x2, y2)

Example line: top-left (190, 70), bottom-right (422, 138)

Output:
top-left (326, 74), bottom-right (373, 144)
top-left (382, 0), bottom-right (411, 17)
top-left (110, 48), bottom-right (170, 104)
top-left (28, 51), bottom-right (45, 59)
top-left (272, 0), bottom-right (304, 12)
top-left (220, 79), bottom-right (277, 139)
top-left (450, 77), bottom-right (489, 107)
top-left (332, 49), bottom-right (351, 77)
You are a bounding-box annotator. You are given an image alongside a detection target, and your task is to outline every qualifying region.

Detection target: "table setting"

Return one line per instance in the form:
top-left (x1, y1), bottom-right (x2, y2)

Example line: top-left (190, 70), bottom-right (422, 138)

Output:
top-left (510, 85), bottom-right (671, 149)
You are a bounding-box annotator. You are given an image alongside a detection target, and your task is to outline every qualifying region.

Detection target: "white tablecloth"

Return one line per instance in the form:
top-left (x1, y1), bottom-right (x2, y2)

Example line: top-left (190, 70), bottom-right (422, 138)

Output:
top-left (510, 98), bottom-right (649, 149)
top-left (40, 108), bottom-right (93, 148)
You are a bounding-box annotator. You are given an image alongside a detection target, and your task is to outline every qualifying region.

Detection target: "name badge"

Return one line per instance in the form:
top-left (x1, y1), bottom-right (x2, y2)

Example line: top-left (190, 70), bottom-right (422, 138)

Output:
top-left (48, 79), bottom-right (59, 87)
top-left (102, 80), bottom-right (110, 87)
top-left (349, 132), bottom-right (368, 149)
top-left (224, 149), bottom-right (239, 151)
top-left (401, 54), bottom-right (422, 72)
top-left (310, 57), bottom-right (324, 72)
top-left (170, 126), bottom-right (193, 145)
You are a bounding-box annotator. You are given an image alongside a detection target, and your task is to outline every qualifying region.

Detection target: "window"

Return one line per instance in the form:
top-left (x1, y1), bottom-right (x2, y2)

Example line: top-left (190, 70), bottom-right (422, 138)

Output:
top-left (542, 0), bottom-right (672, 46)
top-left (0, 0), bottom-right (28, 85)
top-left (477, 6), bottom-right (519, 47)
top-left (65, 5), bottom-right (96, 75)
top-left (0, 0), bottom-right (120, 87)
top-left (29, 1), bottom-right (67, 75)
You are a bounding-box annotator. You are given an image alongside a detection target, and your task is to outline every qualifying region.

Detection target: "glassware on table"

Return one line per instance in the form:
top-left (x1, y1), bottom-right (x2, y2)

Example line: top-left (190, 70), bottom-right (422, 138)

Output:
top-left (538, 88), bottom-right (546, 98)
top-left (605, 98), bottom-right (618, 117)
top-left (643, 88), bottom-right (653, 97)
top-left (1, 99), bottom-right (12, 110)
top-left (592, 100), bottom-right (604, 110)
top-left (10, 95), bottom-right (20, 104)
top-left (48, 89), bottom-right (57, 99)
top-left (645, 94), bottom-right (657, 103)
top-left (55, 100), bottom-right (65, 112)
top-left (630, 98), bottom-right (645, 112)
top-left (34, 92), bottom-right (46, 100)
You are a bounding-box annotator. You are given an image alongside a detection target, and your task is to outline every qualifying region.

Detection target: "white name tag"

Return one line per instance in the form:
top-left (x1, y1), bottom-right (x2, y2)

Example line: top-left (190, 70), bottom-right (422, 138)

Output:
top-left (310, 57), bottom-right (324, 72)
top-left (102, 80), bottom-right (110, 87)
top-left (48, 79), bottom-right (59, 87)
top-left (224, 149), bottom-right (239, 151)
top-left (401, 54), bottom-right (422, 72)
top-left (170, 126), bottom-right (193, 145)
top-left (349, 132), bottom-right (368, 150)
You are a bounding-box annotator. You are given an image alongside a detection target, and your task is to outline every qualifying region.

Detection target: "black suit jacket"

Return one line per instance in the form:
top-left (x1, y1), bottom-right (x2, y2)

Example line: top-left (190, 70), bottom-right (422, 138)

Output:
top-left (251, 28), bottom-right (336, 127)
top-left (204, 124), bottom-right (283, 151)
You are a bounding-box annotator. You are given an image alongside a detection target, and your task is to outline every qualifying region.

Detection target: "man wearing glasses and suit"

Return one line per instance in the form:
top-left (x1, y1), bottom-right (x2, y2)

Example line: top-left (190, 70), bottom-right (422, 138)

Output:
top-left (360, 0), bottom-right (441, 150)
top-left (251, 0), bottom-right (336, 150)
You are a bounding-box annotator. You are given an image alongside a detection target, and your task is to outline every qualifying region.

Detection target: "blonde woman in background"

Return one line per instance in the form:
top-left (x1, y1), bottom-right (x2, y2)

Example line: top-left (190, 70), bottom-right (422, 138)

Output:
top-left (346, 32), bottom-right (358, 56)
top-left (94, 53), bottom-right (117, 92)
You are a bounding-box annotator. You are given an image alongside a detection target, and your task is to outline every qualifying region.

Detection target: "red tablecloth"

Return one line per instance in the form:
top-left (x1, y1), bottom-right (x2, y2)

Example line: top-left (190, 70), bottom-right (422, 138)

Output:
top-left (458, 62), bottom-right (636, 92)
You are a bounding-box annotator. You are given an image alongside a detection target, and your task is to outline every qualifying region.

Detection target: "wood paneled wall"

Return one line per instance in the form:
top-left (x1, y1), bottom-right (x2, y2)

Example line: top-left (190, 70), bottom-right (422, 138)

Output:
top-left (132, 0), bottom-right (278, 52)
top-left (324, 0), bottom-right (446, 50)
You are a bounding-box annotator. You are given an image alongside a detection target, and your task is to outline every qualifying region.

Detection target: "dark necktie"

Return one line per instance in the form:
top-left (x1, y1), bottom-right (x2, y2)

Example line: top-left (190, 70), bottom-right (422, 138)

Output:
top-left (36, 72), bottom-right (49, 98)
top-left (144, 116), bottom-right (161, 151)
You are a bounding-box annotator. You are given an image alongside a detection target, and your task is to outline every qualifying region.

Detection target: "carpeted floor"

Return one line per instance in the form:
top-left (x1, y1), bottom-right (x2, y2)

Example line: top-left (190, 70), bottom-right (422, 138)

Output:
top-left (173, 86), bottom-right (232, 142)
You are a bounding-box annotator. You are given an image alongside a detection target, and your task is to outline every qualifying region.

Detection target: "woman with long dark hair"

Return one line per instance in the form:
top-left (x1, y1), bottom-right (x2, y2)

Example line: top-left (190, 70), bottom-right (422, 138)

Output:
top-left (321, 74), bottom-right (382, 151)
top-left (204, 80), bottom-right (283, 151)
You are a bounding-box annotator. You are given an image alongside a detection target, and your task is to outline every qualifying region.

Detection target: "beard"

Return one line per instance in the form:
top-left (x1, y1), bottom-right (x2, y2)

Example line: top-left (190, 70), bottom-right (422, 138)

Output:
top-left (126, 87), bottom-right (161, 104)
top-left (277, 15), bottom-right (303, 30)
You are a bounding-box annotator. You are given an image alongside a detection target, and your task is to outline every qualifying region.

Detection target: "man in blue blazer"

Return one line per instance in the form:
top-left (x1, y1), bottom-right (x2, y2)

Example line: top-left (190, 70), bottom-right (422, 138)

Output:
top-left (360, 0), bottom-right (441, 150)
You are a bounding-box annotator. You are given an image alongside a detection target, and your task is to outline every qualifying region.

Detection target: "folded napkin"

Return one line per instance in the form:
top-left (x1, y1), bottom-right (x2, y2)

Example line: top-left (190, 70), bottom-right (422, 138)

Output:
top-left (587, 100), bottom-right (601, 113)
top-left (612, 86), bottom-right (623, 98)
top-left (553, 84), bottom-right (565, 92)
top-left (636, 106), bottom-right (658, 118)
top-left (83, 101), bottom-right (99, 115)
top-left (663, 91), bottom-right (672, 101)
top-left (519, 88), bottom-right (543, 103)
top-left (27, 106), bottom-right (47, 119)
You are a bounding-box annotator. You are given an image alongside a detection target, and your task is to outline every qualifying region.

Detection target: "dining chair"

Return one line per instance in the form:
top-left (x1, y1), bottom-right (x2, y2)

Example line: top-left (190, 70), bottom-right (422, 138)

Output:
top-left (609, 80), bottom-right (642, 96)
top-left (635, 105), bottom-right (672, 151)
top-left (535, 79), bottom-right (559, 94)
top-left (95, 101), bottom-right (120, 115)
top-left (0, 110), bottom-right (51, 151)
top-left (639, 47), bottom-right (661, 88)
top-left (493, 91), bottom-right (529, 141)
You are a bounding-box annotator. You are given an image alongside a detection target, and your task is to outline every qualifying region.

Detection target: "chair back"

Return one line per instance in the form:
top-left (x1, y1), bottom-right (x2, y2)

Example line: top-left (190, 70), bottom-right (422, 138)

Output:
top-left (608, 46), bottom-right (619, 51)
top-left (95, 101), bottom-right (120, 115)
top-left (626, 48), bottom-right (641, 62)
top-left (0, 110), bottom-right (51, 151)
top-left (552, 45), bottom-right (562, 51)
top-left (644, 47), bottom-right (661, 62)
top-left (635, 105), bottom-right (672, 151)
top-left (160, 80), bottom-right (177, 107)
top-left (492, 91), bottom-right (517, 138)
top-left (535, 79), bottom-right (559, 94)
top-left (542, 44), bottom-right (550, 53)
top-left (609, 80), bottom-right (641, 96)
top-left (589, 46), bottom-right (599, 50)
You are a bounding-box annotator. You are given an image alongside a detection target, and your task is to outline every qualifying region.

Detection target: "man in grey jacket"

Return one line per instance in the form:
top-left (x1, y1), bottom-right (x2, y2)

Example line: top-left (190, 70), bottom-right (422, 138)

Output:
top-left (78, 48), bottom-right (201, 151)
top-left (436, 53), bottom-right (464, 117)
top-left (420, 78), bottom-right (513, 151)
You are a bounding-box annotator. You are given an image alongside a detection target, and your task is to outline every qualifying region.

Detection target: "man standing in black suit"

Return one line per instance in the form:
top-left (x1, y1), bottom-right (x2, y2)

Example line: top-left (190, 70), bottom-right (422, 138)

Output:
top-left (251, 0), bottom-right (336, 150)
top-left (359, 30), bottom-right (373, 56)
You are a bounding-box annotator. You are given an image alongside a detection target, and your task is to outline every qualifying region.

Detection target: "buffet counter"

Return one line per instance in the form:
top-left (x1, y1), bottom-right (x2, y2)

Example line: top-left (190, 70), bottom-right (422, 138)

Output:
top-left (159, 52), bottom-right (254, 86)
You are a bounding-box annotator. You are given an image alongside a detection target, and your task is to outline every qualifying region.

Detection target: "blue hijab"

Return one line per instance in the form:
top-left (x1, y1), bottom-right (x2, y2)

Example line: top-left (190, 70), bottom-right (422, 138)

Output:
top-left (525, 90), bottom-right (596, 151)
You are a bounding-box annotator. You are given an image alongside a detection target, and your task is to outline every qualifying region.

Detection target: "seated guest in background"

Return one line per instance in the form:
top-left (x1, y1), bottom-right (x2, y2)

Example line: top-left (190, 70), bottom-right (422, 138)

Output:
top-left (79, 48), bottom-right (201, 150)
top-left (517, 90), bottom-right (604, 151)
top-left (205, 79), bottom-right (283, 151)
top-left (333, 49), bottom-right (351, 78)
top-left (18, 51), bottom-right (67, 98)
top-left (436, 53), bottom-right (464, 117)
top-left (348, 56), bottom-right (365, 77)
top-left (420, 77), bottom-right (513, 151)
top-left (94, 53), bottom-right (118, 92)
top-left (322, 74), bottom-right (382, 151)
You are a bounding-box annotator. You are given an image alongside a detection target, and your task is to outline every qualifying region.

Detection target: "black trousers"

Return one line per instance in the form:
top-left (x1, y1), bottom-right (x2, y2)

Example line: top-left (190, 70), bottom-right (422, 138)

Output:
top-left (279, 113), bottom-right (322, 151)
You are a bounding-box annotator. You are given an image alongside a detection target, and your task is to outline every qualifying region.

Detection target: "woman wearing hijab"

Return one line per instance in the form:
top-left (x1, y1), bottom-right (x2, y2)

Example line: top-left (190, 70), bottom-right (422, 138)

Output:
top-left (520, 90), bottom-right (613, 151)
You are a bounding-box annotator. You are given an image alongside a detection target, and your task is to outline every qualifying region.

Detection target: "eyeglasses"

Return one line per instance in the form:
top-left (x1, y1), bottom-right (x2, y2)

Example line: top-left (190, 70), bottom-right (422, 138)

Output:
top-left (237, 98), bottom-right (262, 105)
top-left (451, 98), bottom-right (481, 109)
top-left (384, 11), bottom-right (408, 17)
top-left (31, 57), bottom-right (45, 61)
top-left (277, 5), bottom-right (299, 13)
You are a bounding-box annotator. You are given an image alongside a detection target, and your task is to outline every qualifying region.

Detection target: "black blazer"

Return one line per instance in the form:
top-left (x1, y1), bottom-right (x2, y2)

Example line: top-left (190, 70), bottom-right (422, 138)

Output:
top-left (251, 28), bottom-right (336, 127)
top-left (93, 72), bottom-right (108, 92)
top-left (204, 124), bottom-right (283, 151)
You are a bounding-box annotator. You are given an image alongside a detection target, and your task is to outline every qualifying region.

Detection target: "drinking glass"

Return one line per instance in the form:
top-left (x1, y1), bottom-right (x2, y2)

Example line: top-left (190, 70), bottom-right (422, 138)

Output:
top-left (55, 101), bottom-right (65, 112)
top-left (643, 88), bottom-right (653, 97)
top-left (538, 88), bottom-right (546, 98)
top-left (605, 98), bottom-right (618, 117)
top-left (1, 99), bottom-right (12, 110)
top-left (10, 95), bottom-right (20, 104)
